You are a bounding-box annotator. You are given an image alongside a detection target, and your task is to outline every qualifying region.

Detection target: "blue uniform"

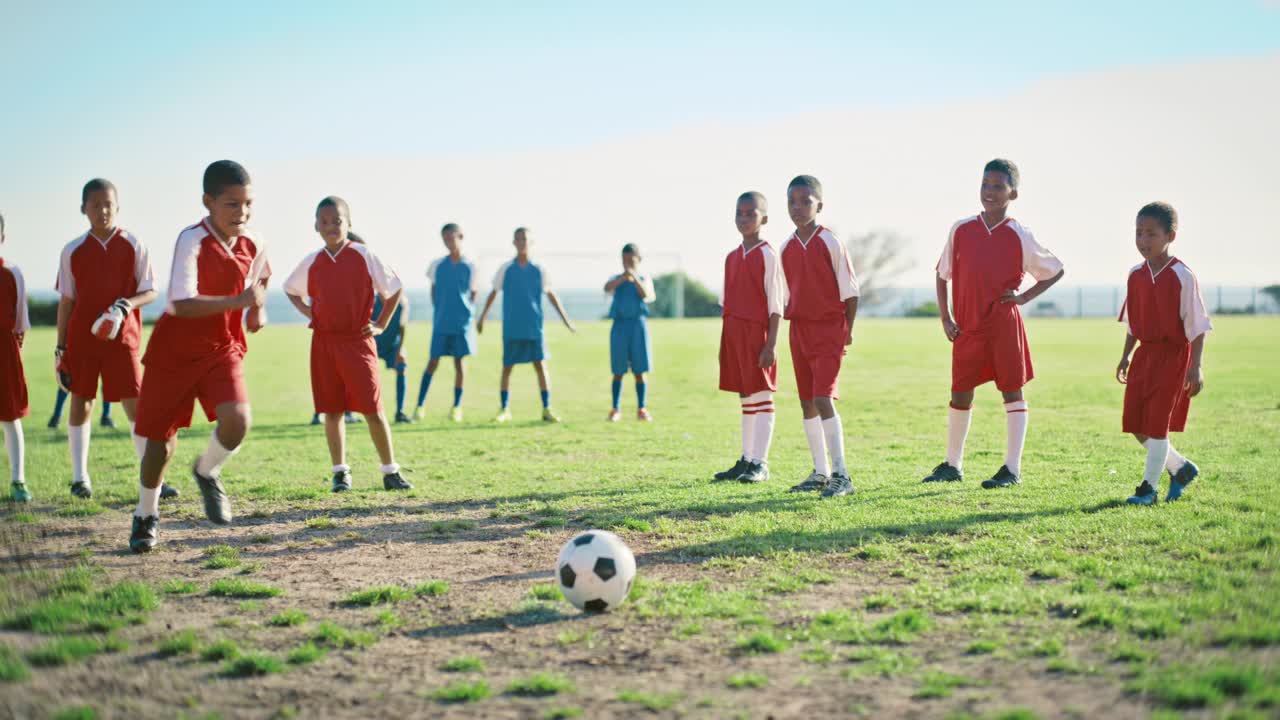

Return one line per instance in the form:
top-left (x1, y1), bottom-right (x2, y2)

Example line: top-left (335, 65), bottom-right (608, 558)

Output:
top-left (494, 259), bottom-right (550, 366)
top-left (427, 255), bottom-right (478, 358)
top-left (373, 295), bottom-right (408, 369)
top-left (607, 273), bottom-right (654, 375)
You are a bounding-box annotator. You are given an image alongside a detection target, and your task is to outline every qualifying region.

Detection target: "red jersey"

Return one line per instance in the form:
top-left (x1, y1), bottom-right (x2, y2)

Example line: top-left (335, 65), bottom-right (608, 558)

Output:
top-left (1119, 258), bottom-right (1211, 344)
top-left (0, 258), bottom-right (30, 421)
top-left (143, 219), bottom-right (270, 368)
top-left (720, 241), bottom-right (783, 324)
top-left (0, 260), bottom-right (28, 336)
top-left (779, 226), bottom-right (859, 322)
top-left (283, 241), bottom-right (402, 336)
top-left (57, 229), bottom-right (154, 353)
top-left (936, 216), bottom-right (1062, 334)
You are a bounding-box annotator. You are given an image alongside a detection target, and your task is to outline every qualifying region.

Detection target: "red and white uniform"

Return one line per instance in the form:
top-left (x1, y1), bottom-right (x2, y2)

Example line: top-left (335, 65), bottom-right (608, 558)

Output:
top-left (56, 229), bottom-right (154, 401)
top-left (0, 259), bottom-right (30, 422)
top-left (937, 216), bottom-right (1062, 392)
top-left (134, 219), bottom-right (270, 441)
top-left (284, 241), bottom-right (402, 415)
top-left (780, 226), bottom-right (859, 401)
top-left (1119, 258), bottom-right (1212, 439)
top-left (718, 241), bottom-right (784, 395)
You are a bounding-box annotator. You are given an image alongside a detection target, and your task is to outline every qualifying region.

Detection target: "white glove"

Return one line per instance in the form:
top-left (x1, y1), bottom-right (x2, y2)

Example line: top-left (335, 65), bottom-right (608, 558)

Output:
top-left (54, 347), bottom-right (71, 393)
top-left (91, 298), bottom-right (132, 341)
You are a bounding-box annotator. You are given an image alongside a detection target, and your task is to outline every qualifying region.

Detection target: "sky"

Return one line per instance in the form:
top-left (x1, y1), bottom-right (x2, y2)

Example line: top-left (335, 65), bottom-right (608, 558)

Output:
top-left (3, 1), bottom-right (1279, 294)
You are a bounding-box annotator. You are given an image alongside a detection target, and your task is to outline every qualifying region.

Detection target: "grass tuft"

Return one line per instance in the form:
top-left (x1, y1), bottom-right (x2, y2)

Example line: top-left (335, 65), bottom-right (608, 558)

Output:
top-left (200, 639), bottom-right (242, 662)
top-left (440, 655), bottom-right (485, 673)
top-left (26, 635), bottom-right (126, 667)
top-left (506, 672), bottom-right (574, 697)
top-left (413, 580), bottom-right (450, 597)
top-left (617, 689), bottom-right (683, 711)
top-left (343, 586), bottom-right (410, 606)
top-left (222, 652), bottom-right (284, 677)
top-left (0, 643), bottom-right (31, 682)
top-left (311, 621), bottom-right (375, 649)
top-left (157, 629), bottom-right (199, 657)
top-left (208, 579), bottom-right (282, 599)
top-left (430, 680), bottom-right (490, 703)
top-left (268, 609), bottom-right (309, 627)
top-left (286, 643), bottom-right (327, 665)
top-left (726, 672), bottom-right (768, 689)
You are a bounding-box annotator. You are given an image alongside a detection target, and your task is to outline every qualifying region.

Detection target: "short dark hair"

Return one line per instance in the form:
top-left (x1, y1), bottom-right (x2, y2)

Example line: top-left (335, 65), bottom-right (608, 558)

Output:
top-left (983, 158), bottom-right (1020, 189)
top-left (0, 211), bottom-right (5, 233)
top-left (514, 227), bottom-right (529, 237)
top-left (1137, 201), bottom-right (1178, 233)
top-left (787, 175), bottom-right (822, 200)
top-left (347, 231), bottom-right (366, 244)
top-left (203, 160), bottom-right (251, 197)
top-left (441, 223), bottom-right (460, 235)
top-left (81, 178), bottom-right (117, 205)
top-left (737, 191), bottom-right (768, 213)
top-left (316, 195), bottom-right (351, 222)
top-left (621, 243), bottom-right (639, 256)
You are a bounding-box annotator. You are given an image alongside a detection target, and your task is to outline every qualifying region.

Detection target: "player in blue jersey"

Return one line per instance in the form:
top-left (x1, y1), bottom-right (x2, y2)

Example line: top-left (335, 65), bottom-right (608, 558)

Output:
top-left (414, 223), bottom-right (478, 422)
top-left (476, 227), bottom-right (575, 422)
top-left (604, 243), bottom-right (655, 422)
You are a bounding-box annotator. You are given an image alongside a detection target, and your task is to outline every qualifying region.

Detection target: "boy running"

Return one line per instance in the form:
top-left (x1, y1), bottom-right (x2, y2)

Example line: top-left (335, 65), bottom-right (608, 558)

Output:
top-left (921, 159), bottom-right (1064, 489)
top-left (779, 176), bottom-right (860, 498)
top-left (415, 223), bottom-right (477, 422)
top-left (129, 160), bottom-right (270, 552)
top-left (285, 198), bottom-right (412, 494)
top-left (0, 211), bottom-right (32, 502)
top-left (712, 192), bottom-right (783, 484)
top-left (604, 243), bottom-right (655, 422)
top-left (476, 227), bottom-right (575, 422)
top-left (1117, 202), bottom-right (1211, 505)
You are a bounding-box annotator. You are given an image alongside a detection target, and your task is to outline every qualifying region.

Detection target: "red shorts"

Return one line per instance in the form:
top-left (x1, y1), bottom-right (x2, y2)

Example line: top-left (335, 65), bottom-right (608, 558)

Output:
top-left (0, 335), bottom-right (29, 422)
top-left (64, 343), bottom-right (142, 402)
top-left (311, 335), bottom-right (381, 415)
top-left (789, 318), bottom-right (846, 401)
top-left (134, 353), bottom-right (248, 442)
top-left (718, 316), bottom-right (777, 395)
top-left (1122, 342), bottom-right (1191, 439)
top-left (951, 312), bottom-right (1033, 393)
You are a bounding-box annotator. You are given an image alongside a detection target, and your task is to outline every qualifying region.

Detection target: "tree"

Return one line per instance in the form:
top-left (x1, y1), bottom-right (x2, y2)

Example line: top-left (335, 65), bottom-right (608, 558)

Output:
top-left (652, 272), bottom-right (720, 318)
top-left (845, 231), bottom-right (914, 306)
top-left (1263, 285), bottom-right (1280, 311)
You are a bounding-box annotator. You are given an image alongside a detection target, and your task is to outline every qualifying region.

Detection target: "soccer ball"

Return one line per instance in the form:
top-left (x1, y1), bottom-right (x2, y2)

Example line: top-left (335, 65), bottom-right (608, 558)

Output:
top-left (556, 530), bottom-right (636, 613)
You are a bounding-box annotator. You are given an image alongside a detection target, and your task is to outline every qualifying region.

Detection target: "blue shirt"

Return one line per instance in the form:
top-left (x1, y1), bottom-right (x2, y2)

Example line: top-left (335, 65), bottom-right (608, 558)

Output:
top-left (493, 258), bottom-right (549, 341)
top-left (427, 255), bottom-right (477, 335)
top-left (372, 294), bottom-right (407, 351)
top-left (607, 273), bottom-right (655, 320)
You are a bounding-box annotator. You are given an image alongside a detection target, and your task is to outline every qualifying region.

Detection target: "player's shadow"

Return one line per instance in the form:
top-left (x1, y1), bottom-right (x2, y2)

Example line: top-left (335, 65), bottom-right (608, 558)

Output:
top-left (404, 603), bottom-right (586, 640)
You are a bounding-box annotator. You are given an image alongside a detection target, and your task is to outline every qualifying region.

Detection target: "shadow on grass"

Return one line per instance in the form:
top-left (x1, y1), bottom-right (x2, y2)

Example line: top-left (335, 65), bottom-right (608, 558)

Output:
top-left (406, 602), bottom-right (584, 640)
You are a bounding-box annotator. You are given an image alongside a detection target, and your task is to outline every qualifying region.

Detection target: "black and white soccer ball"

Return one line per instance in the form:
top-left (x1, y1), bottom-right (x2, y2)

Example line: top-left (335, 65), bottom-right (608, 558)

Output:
top-left (556, 530), bottom-right (637, 613)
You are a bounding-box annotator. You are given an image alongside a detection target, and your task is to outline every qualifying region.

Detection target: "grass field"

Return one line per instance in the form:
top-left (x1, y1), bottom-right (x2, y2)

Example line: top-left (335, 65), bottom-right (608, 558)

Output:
top-left (1, 317), bottom-right (1278, 719)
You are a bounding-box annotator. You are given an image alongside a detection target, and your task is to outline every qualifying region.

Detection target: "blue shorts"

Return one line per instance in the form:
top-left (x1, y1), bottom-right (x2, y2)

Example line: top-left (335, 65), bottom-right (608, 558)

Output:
top-left (503, 338), bottom-right (546, 366)
top-left (430, 330), bottom-right (474, 359)
top-left (610, 316), bottom-right (651, 375)
top-left (375, 336), bottom-right (406, 370)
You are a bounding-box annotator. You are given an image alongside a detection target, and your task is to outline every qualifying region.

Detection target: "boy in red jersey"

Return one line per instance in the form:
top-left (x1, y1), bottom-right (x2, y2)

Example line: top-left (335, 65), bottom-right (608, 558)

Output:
top-left (0, 211), bottom-right (32, 503)
top-left (922, 159), bottom-right (1064, 489)
top-left (1117, 202), bottom-right (1211, 505)
top-left (129, 161), bottom-right (270, 552)
top-left (713, 192), bottom-right (784, 484)
top-left (284, 197), bottom-right (412, 494)
top-left (778, 176), bottom-right (860, 498)
top-left (55, 179), bottom-right (167, 500)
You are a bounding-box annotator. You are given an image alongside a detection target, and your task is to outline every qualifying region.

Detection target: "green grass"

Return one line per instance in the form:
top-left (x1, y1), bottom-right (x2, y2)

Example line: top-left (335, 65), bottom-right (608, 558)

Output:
top-left (200, 639), bottom-right (242, 662)
top-left (268, 609), bottom-right (309, 627)
top-left (51, 708), bottom-right (96, 720)
top-left (208, 579), bottom-right (282, 599)
top-left (343, 585), bottom-right (411, 606)
top-left (4, 579), bottom-right (157, 635)
top-left (222, 653), bottom-right (284, 677)
top-left (726, 672), bottom-right (768, 689)
top-left (430, 680), bottom-right (491, 703)
top-left (528, 583), bottom-right (561, 601)
top-left (413, 580), bottom-right (450, 597)
top-left (26, 635), bottom-right (126, 666)
top-left (617, 689), bottom-right (683, 711)
top-left (311, 622), bottom-right (375, 649)
top-left (506, 672), bottom-right (574, 697)
top-left (157, 629), bottom-right (200, 657)
top-left (202, 545), bottom-right (242, 569)
top-left (161, 579), bottom-right (200, 595)
top-left (736, 631), bottom-right (788, 654)
top-left (0, 643), bottom-right (31, 682)
top-left (543, 708), bottom-right (582, 720)
top-left (440, 655), bottom-right (485, 673)
top-left (286, 642), bottom-right (327, 665)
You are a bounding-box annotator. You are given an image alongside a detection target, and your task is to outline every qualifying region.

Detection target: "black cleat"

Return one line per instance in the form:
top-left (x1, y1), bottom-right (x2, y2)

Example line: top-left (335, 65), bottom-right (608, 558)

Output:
top-left (821, 473), bottom-right (854, 498)
top-left (788, 470), bottom-right (828, 493)
top-left (193, 464), bottom-right (232, 525)
top-left (394, 411), bottom-right (413, 424)
top-left (70, 480), bottom-right (92, 499)
top-left (331, 470), bottom-right (352, 493)
top-left (738, 461), bottom-right (770, 484)
top-left (160, 483), bottom-right (179, 500)
top-left (47, 414), bottom-right (61, 429)
top-left (129, 514), bottom-right (158, 553)
top-left (310, 413), bottom-right (322, 426)
top-left (1165, 461), bottom-right (1199, 502)
top-left (981, 465), bottom-right (1021, 489)
top-left (1126, 481), bottom-right (1158, 505)
top-left (100, 415), bottom-right (116, 429)
top-left (922, 462), bottom-right (963, 483)
top-left (713, 457), bottom-right (749, 482)
top-left (383, 472), bottom-right (413, 491)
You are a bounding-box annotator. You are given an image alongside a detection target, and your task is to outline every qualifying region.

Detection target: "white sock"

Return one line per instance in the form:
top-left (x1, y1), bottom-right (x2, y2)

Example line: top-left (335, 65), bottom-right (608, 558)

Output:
top-left (69, 422), bottom-right (91, 486)
top-left (1143, 438), bottom-right (1169, 490)
top-left (380, 463), bottom-right (400, 475)
top-left (946, 404), bottom-right (972, 470)
top-left (332, 464), bottom-right (350, 473)
top-left (739, 407), bottom-right (754, 461)
top-left (822, 414), bottom-right (847, 476)
top-left (1164, 444), bottom-right (1188, 474)
top-left (2, 421), bottom-right (24, 484)
top-left (129, 423), bottom-right (147, 460)
top-left (803, 416), bottom-right (829, 476)
top-left (196, 431), bottom-right (238, 479)
top-left (1003, 401), bottom-right (1028, 477)
top-left (135, 482), bottom-right (160, 518)
top-left (749, 394), bottom-right (775, 463)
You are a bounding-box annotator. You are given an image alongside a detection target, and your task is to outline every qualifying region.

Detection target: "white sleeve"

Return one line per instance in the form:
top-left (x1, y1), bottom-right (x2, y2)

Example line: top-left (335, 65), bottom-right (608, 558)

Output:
top-left (540, 265), bottom-right (552, 292)
top-left (936, 222), bottom-right (961, 282)
top-left (12, 266), bottom-right (29, 334)
top-left (282, 253), bottom-right (314, 299)
top-left (425, 258), bottom-right (441, 287)
top-left (168, 231), bottom-right (203, 302)
top-left (640, 274), bottom-right (656, 304)
top-left (1118, 265), bottom-right (1141, 334)
top-left (1174, 265), bottom-right (1213, 341)
top-left (824, 232), bottom-right (859, 300)
top-left (246, 236), bottom-right (271, 286)
top-left (762, 248), bottom-right (784, 317)
top-left (467, 260), bottom-right (480, 293)
top-left (131, 236), bottom-right (156, 294)
top-left (1016, 225), bottom-right (1064, 281)
top-left (399, 294), bottom-right (410, 323)
top-left (605, 274), bottom-right (621, 296)
top-left (361, 247), bottom-right (403, 298)
top-left (491, 261), bottom-right (510, 293)
top-left (57, 242), bottom-right (77, 300)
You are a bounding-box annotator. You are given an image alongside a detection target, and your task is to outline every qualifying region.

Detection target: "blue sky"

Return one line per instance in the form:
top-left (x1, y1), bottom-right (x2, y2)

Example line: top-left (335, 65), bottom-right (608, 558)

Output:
top-left (3, 1), bottom-right (1279, 291)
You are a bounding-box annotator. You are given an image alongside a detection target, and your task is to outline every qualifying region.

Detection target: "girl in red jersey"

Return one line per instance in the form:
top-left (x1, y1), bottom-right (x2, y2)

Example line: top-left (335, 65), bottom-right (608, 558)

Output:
top-left (0, 211), bottom-right (32, 502)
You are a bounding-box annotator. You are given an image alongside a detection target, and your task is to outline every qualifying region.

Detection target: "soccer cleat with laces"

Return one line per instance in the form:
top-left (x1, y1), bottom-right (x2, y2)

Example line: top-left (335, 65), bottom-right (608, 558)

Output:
top-left (394, 411), bottom-right (413, 424)
top-left (70, 480), bottom-right (92, 499)
top-left (714, 457), bottom-right (749, 482)
top-left (331, 469), bottom-right (352, 493)
top-left (194, 464), bottom-right (232, 525)
top-left (981, 465), bottom-right (1021, 489)
top-left (449, 406), bottom-right (463, 423)
top-left (11, 482), bottom-right (32, 503)
top-left (383, 472), bottom-right (413, 491)
top-left (1126, 481), bottom-right (1158, 506)
top-left (494, 408), bottom-right (513, 423)
top-left (738, 461), bottom-right (769, 483)
top-left (129, 514), bottom-right (159, 553)
top-left (788, 470), bottom-right (828, 493)
top-left (821, 473), bottom-right (854, 498)
top-left (606, 409), bottom-right (622, 422)
top-left (637, 408), bottom-right (653, 422)
top-left (542, 408), bottom-right (560, 423)
top-left (160, 483), bottom-right (179, 499)
top-left (1165, 461), bottom-right (1198, 502)
top-left (921, 462), bottom-right (963, 483)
